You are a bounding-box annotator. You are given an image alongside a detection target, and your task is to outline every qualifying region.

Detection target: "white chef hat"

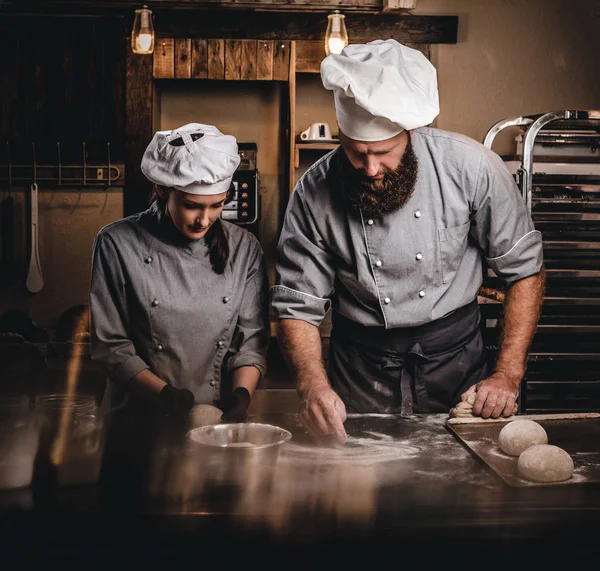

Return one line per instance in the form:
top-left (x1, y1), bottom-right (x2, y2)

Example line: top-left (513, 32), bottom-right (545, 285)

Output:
top-left (321, 39), bottom-right (440, 142)
top-left (141, 123), bottom-right (240, 195)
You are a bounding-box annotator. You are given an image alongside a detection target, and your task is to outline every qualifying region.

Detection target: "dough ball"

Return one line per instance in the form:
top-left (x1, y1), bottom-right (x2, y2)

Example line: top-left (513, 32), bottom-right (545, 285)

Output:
top-left (189, 404), bottom-right (223, 429)
top-left (517, 444), bottom-right (574, 483)
top-left (498, 419), bottom-right (548, 456)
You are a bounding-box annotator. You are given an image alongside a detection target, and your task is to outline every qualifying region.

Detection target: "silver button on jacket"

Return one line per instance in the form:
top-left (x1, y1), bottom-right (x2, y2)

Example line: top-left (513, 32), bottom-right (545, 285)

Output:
top-left (90, 202), bottom-right (270, 405)
top-left (271, 127), bottom-right (543, 329)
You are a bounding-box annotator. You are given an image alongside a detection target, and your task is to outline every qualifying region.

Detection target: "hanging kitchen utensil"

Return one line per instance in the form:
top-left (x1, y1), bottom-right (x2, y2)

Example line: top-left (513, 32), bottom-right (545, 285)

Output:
top-left (0, 142), bottom-right (17, 286)
top-left (25, 142), bottom-right (43, 294)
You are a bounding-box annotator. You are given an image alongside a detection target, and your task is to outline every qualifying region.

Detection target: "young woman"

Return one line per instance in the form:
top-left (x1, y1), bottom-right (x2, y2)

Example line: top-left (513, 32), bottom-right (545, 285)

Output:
top-left (90, 123), bottom-right (269, 422)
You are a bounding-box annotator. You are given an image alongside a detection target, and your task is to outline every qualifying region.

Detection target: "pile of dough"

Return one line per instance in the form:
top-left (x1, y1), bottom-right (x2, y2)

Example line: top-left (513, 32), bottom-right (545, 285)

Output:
top-left (498, 418), bottom-right (548, 456)
top-left (517, 444), bottom-right (574, 483)
top-left (449, 393), bottom-right (517, 419)
top-left (189, 404), bottom-right (223, 429)
top-left (448, 393), bottom-right (477, 418)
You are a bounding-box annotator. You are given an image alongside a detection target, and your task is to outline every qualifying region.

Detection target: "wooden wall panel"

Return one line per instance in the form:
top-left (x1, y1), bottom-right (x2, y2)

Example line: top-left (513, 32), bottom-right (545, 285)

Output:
top-left (257, 40), bottom-right (274, 81)
top-left (191, 39), bottom-right (208, 79)
top-left (0, 16), bottom-right (125, 167)
top-left (295, 40), bottom-right (325, 73)
top-left (154, 38), bottom-right (174, 79)
top-left (207, 39), bottom-right (225, 79)
top-left (225, 40), bottom-right (257, 80)
top-left (240, 40), bottom-right (257, 80)
top-left (295, 39), bottom-right (429, 73)
top-left (175, 38), bottom-right (192, 78)
top-left (273, 41), bottom-right (291, 81)
top-left (225, 39), bottom-right (242, 80)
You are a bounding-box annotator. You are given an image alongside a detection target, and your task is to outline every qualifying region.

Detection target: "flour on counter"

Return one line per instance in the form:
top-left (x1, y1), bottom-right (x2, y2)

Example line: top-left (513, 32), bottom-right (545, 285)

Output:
top-left (282, 432), bottom-right (421, 465)
top-left (282, 417), bottom-right (469, 466)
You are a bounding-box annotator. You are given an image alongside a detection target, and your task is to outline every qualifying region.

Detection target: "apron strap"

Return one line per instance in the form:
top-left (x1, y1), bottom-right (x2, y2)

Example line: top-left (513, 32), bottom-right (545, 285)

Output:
top-left (382, 343), bottom-right (430, 414)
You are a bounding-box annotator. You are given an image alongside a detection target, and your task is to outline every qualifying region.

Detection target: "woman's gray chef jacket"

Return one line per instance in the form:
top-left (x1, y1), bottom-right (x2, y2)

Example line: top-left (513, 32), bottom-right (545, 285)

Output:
top-left (90, 202), bottom-right (269, 406)
top-left (271, 127), bottom-right (544, 328)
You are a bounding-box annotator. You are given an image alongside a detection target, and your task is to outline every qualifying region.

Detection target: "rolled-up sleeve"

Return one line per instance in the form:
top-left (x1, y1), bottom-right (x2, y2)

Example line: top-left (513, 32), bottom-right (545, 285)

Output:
top-left (470, 152), bottom-right (544, 283)
top-left (89, 233), bottom-right (149, 383)
top-left (270, 179), bottom-right (334, 327)
top-left (226, 243), bottom-right (270, 377)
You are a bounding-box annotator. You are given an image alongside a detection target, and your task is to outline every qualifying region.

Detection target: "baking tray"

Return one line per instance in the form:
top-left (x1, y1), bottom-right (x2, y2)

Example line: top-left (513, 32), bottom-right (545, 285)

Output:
top-left (446, 412), bottom-right (600, 487)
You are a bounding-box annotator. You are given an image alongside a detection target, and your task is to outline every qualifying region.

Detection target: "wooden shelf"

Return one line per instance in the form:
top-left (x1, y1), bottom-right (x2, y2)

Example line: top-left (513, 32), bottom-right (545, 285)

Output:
top-left (294, 141), bottom-right (340, 169)
top-left (295, 141), bottom-right (339, 150)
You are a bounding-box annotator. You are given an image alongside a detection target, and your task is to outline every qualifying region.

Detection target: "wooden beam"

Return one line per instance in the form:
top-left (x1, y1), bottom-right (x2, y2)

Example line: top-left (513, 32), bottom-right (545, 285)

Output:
top-left (288, 41), bottom-right (296, 196)
top-left (2, 1), bottom-right (382, 14)
top-left (125, 43), bottom-right (153, 216)
top-left (1, 8), bottom-right (458, 45)
top-left (156, 12), bottom-right (457, 44)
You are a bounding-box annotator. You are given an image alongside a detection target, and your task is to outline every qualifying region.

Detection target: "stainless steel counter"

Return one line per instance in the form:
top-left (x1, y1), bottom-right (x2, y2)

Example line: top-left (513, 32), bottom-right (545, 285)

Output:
top-left (1, 390), bottom-right (599, 567)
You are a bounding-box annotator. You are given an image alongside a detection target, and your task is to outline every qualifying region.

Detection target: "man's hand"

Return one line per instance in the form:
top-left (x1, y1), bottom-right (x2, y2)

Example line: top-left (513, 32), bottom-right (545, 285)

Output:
top-left (461, 372), bottom-right (519, 419)
top-left (299, 383), bottom-right (348, 444)
top-left (159, 384), bottom-right (195, 419)
top-left (220, 387), bottom-right (251, 423)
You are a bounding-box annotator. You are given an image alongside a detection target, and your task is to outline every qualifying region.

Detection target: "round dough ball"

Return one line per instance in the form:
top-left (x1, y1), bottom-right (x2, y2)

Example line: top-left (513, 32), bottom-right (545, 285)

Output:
top-left (517, 444), bottom-right (574, 483)
top-left (189, 404), bottom-right (223, 429)
top-left (498, 419), bottom-right (548, 456)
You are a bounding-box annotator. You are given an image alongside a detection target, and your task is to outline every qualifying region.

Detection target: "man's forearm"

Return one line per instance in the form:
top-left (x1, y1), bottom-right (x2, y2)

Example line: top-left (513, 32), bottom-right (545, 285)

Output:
top-left (277, 319), bottom-right (329, 394)
top-left (494, 267), bottom-right (546, 390)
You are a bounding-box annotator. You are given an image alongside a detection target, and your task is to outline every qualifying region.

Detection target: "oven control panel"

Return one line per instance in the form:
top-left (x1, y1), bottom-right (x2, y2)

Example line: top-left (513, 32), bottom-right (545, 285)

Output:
top-left (222, 171), bottom-right (258, 224)
top-left (221, 143), bottom-right (259, 225)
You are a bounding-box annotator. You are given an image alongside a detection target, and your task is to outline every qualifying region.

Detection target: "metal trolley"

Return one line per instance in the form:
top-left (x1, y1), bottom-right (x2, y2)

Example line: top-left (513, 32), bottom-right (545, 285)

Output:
top-left (482, 110), bottom-right (600, 413)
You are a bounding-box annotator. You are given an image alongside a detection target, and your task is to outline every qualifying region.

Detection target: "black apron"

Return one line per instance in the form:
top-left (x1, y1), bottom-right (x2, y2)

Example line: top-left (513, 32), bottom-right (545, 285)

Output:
top-left (328, 300), bottom-right (491, 414)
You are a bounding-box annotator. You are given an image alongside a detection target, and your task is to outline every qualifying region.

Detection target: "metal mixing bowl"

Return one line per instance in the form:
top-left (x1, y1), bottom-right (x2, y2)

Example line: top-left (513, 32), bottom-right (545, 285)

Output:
top-left (187, 422), bottom-right (292, 450)
top-left (186, 423), bottom-right (292, 482)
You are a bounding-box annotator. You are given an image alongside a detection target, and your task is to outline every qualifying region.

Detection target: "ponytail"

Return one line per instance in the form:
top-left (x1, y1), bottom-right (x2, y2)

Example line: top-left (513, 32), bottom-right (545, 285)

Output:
top-left (206, 183), bottom-right (235, 275)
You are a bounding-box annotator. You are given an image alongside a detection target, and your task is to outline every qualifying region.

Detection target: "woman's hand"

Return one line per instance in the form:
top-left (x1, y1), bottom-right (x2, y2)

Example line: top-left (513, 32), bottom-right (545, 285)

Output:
top-left (220, 387), bottom-right (251, 423)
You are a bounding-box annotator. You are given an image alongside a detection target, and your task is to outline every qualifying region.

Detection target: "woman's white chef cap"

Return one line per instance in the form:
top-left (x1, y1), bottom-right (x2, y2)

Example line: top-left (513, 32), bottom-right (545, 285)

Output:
top-left (141, 123), bottom-right (240, 195)
top-left (321, 39), bottom-right (440, 142)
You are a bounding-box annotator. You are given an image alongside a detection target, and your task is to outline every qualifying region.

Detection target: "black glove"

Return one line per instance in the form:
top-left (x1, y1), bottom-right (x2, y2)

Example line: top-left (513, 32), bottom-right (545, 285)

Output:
top-left (159, 384), bottom-right (195, 419)
top-left (220, 387), bottom-right (251, 423)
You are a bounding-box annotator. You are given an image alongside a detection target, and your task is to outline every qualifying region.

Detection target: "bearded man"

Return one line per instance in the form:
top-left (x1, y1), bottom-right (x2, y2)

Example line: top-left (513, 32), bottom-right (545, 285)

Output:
top-left (270, 40), bottom-right (545, 442)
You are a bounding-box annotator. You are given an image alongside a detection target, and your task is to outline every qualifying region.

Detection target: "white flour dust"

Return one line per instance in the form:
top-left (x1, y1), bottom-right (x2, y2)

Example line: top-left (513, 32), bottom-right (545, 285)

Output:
top-left (569, 452), bottom-right (599, 483)
top-left (282, 431), bottom-right (421, 465)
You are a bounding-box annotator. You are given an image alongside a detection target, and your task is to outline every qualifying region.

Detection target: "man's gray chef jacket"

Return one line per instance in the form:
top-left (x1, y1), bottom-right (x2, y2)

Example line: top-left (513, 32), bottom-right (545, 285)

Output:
top-left (90, 203), bottom-right (269, 405)
top-left (271, 128), bottom-right (543, 328)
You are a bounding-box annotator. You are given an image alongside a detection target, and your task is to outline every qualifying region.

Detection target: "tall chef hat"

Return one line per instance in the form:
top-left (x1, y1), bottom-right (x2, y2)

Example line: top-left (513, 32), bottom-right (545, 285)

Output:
top-left (321, 39), bottom-right (440, 142)
top-left (141, 123), bottom-right (240, 195)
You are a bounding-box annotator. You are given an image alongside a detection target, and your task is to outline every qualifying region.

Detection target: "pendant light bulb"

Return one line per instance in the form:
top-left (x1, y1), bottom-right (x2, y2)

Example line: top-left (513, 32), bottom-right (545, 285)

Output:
top-left (132, 5), bottom-right (155, 55)
top-left (325, 11), bottom-right (348, 56)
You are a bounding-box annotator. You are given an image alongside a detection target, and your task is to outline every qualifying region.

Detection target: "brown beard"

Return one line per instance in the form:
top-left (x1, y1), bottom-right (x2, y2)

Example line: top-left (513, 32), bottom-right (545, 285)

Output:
top-left (341, 132), bottom-right (419, 217)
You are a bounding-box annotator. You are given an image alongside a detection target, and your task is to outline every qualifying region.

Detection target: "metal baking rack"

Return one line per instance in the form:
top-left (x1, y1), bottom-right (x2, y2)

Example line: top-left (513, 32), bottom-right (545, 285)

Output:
top-left (482, 109), bottom-right (600, 414)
